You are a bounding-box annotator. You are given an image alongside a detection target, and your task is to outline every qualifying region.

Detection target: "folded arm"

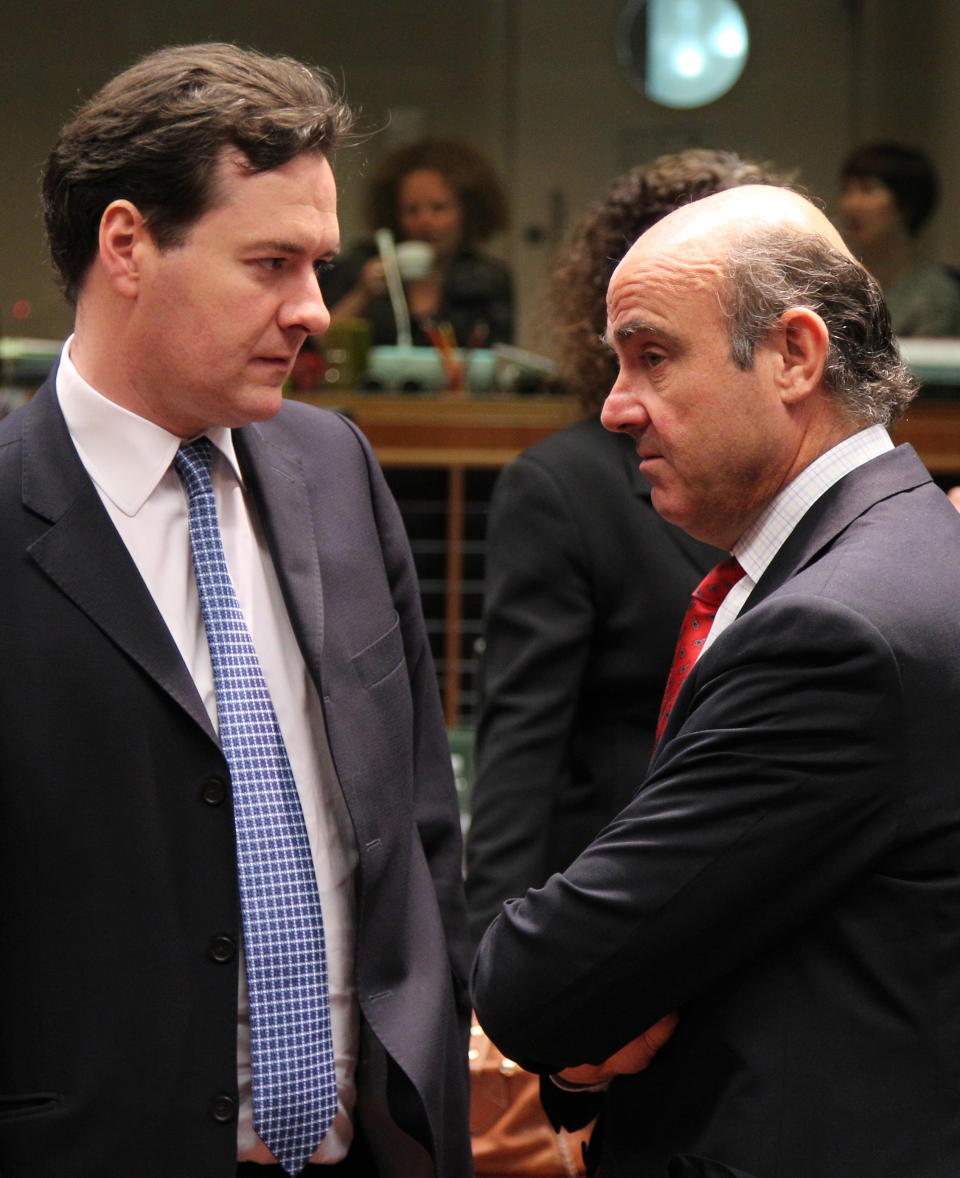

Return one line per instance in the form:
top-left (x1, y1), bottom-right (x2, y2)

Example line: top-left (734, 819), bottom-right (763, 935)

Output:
top-left (472, 593), bottom-right (904, 1073)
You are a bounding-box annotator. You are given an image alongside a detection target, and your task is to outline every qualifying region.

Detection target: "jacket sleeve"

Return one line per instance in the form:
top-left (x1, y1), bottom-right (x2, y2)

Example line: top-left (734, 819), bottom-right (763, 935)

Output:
top-left (472, 592), bottom-right (905, 1073)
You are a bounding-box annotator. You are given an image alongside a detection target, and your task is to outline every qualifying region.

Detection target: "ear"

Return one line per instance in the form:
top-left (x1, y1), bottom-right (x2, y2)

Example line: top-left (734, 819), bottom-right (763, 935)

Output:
top-left (768, 306), bottom-right (830, 406)
top-left (98, 200), bottom-right (151, 299)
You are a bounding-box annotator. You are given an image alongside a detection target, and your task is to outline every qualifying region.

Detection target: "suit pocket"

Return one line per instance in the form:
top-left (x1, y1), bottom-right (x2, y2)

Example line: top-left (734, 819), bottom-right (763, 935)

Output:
top-left (0, 1092), bottom-right (62, 1121)
top-left (352, 613), bottom-right (404, 690)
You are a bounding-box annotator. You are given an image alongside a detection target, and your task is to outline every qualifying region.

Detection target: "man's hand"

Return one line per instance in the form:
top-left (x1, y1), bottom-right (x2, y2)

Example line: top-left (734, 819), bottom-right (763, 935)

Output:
top-left (556, 1011), bottom-right (678, 1087)
top-left (357, 257), bottom-right (388, 300)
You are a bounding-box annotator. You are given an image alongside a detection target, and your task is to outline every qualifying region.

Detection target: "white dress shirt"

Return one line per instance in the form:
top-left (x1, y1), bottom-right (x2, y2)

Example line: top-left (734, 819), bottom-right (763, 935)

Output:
top-left (702, 424), bottom-right (895, 656)
top-left (56, 339), bottom-right (359, 1164)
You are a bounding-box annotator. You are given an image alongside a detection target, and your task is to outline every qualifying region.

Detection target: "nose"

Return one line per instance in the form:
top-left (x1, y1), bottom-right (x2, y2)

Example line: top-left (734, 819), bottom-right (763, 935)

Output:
top-left (600, 376), bottom-right (650, 434)
top-left (279, 272), bottom-right (330, 337)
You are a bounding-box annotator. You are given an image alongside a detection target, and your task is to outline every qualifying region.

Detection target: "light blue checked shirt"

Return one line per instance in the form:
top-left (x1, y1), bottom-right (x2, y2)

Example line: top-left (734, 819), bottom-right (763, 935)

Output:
top-left (701, 424), bottom-right (895, 657)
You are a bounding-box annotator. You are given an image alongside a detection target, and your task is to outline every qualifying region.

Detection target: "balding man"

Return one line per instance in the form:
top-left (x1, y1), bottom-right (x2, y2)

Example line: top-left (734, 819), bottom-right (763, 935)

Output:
top-left (472, 186), bottom-right (960, 1178)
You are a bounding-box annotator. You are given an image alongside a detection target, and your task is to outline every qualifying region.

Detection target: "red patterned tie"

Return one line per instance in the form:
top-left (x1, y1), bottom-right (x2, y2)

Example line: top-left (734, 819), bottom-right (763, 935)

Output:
top-left (654, 556), bottom-right (745, 747)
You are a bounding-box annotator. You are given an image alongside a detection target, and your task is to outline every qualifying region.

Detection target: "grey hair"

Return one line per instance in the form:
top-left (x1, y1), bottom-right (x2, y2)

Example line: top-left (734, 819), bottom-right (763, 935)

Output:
top-left (718, 225), bottom-right (917, 428)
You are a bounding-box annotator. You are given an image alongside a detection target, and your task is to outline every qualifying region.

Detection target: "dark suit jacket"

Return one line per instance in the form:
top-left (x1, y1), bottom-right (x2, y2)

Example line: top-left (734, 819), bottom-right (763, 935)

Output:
top-left (473, 445), bottom-right (960, 1178)
top-left (0, 377), bottom-right (472, 1178)
top-left (465, 416), bottom-right (721, 945)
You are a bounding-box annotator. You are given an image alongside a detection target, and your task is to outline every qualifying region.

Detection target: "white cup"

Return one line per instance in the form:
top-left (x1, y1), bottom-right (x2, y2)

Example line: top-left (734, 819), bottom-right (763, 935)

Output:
top-left (394, 240), bottom-right (435, 281)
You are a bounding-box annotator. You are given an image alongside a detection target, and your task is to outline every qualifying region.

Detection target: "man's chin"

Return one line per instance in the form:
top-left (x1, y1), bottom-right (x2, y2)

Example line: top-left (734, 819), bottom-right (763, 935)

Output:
top-left (649, 490), bottom-right (680, 525)
top-left (648, 488), bottom-right (697, 536)
top-left (221, 385), bottom-right (287, 429)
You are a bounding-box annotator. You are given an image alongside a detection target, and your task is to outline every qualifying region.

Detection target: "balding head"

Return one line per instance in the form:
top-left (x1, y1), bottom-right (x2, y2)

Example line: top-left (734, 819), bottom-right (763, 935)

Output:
top-left (607, 183), bottom-right (913, 435)
top-left (601, 182), bottom-right (915, 546)
top-left (630, 184), bottom-right (852, 264)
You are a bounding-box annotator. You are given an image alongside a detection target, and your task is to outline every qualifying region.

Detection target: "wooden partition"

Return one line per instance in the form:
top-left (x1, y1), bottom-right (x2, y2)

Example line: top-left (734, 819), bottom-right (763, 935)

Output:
top-left (890, 400), bottom-right (960, 472)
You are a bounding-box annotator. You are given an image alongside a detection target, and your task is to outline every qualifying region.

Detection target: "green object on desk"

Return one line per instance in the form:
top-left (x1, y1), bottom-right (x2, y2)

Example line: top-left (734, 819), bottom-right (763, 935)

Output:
top-left (366, 345), bottom-right (497, 392)
top-left (320, 318), bottom-right (371, 388)
top-left (448, 727), bottom-right (476, 820)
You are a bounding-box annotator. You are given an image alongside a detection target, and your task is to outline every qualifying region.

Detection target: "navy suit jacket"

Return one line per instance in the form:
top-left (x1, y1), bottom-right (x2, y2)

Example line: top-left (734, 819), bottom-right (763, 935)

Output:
top-left (0, 377), bottom-right (472, 1178)
top-left (473, 445), bottom-right (960, 1178)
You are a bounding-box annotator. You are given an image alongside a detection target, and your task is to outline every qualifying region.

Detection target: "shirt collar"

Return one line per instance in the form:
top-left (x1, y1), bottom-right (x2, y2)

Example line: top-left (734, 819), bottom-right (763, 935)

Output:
top-left (731, 423), bottom-right (894, 584)
top-left (56, 336), bottom-right (244, 517)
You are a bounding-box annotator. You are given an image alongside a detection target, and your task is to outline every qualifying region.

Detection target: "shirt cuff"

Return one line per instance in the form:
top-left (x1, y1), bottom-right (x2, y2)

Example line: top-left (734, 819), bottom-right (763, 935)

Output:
top-left (549, 1073), bottom-right (611, 1093)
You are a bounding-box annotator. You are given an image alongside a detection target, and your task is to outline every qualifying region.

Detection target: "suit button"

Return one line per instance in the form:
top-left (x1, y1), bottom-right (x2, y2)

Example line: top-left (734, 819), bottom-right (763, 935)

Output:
top-left (202, 778), bottom-right (227, 805)
top-left (209, 1094), bottom-right (237, 1123)
top-left (208, 934), bottom-right (236, 963)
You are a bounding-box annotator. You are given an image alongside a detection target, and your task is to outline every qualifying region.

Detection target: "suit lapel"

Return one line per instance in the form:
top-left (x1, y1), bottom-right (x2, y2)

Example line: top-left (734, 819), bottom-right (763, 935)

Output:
top-left (21, 380), bottom-right (215, 739)
top-left (650, 444), bottom-right (931, 764)
top-left (233, 422), bottom-right (325, 685)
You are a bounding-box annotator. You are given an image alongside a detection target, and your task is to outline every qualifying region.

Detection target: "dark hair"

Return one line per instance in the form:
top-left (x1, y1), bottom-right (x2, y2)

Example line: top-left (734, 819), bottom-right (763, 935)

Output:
top-left (364, 138), bottom-right (508, 246)
top-left (840, 141), bottom-right (939, 236)
top-left (550, 148), bottom-right (794, 411)
top-left (43, 42), bottom-right (354, 304)
top-left (719, 226), bottom-right (917, 428)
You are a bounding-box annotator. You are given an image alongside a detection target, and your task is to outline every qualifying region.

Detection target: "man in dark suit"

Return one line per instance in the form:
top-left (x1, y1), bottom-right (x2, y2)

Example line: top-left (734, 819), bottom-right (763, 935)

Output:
top-left (472, 185), bottom-right (960, 1177)
top-left (0, 44), bottom-right (471, 1178)
top-left (465, 150), bottom-right (786, 949)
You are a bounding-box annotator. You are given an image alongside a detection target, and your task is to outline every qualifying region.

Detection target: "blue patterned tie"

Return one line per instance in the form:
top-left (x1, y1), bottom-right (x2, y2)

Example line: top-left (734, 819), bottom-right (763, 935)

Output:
top-left (174, 438), bottom-right (336, 1176)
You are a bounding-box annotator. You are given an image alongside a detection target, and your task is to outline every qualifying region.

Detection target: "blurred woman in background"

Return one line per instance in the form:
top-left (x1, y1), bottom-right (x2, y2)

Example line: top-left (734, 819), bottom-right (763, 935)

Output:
top-left (839, 140), bottom-right (960, 337)
top-left (322, 137), bottom-right (513, 346)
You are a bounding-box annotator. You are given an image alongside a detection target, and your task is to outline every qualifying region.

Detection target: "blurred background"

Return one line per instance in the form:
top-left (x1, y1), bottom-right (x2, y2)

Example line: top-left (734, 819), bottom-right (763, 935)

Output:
top-left (3, 0), bottom-right (957, 350)
top-left (6, 0), bottom-right (960, 754)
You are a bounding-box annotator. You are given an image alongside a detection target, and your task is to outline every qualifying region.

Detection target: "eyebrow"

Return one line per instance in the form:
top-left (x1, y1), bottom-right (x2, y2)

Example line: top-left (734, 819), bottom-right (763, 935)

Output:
top-left (248, 238), bottom-right (339, 258)
top-left (601, 319), bottom-right (676, 350)
top-left (249, 238), bottom-right (306, 255)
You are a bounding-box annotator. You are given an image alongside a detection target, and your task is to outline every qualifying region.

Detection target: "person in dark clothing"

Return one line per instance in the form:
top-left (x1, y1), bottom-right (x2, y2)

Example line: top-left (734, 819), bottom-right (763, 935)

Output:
top-left (322, 138), bottom-right (512, 347)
